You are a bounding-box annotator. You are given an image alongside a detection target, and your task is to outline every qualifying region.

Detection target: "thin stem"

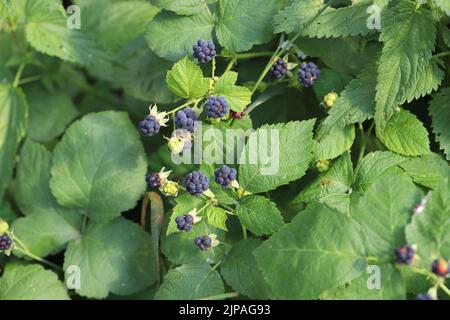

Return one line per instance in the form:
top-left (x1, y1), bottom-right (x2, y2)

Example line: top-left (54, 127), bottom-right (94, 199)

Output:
top-left (224, 57), bottom-right (236, 73)
top-left (242, 225), bottom-right (247, 239)
top-left (218, 51), bottom-right (274, 60)
top-left (438, 283), bottom-right (450, 296)
top-left (81, 213), bottom-right (88, 234)
top-left (13, 63), bottom-right (25, 87)
top-left (212, 57), bottom-right (216, 78)
top-left (140, 192), bottom-right (149, 229)
top-left (198, 292), bottom-right (240, 300)
top-left (166, 99), bottom-right (198, 115)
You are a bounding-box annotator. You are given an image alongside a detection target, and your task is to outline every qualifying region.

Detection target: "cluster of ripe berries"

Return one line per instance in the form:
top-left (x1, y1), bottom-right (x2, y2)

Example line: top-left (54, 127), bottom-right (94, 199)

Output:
top-left (0, 234), bottom-right (12, 251)
top-left (269, 58), bottom-right (288, 80)
top-left (193, 39), bottom-right (216, 63)
top-left (175, 214), bottom-right (194, 232)
top-left (205, 96), bottom-right (229, 119)
top-left (194, 235), bottom-right (212, 251)
top-left (298, 62), bottom-right (320, 87)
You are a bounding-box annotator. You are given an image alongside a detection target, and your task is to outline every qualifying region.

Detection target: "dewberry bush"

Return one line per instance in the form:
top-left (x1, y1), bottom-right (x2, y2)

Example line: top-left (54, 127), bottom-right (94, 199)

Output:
top-left (0, 0), bottom-right (449, 301)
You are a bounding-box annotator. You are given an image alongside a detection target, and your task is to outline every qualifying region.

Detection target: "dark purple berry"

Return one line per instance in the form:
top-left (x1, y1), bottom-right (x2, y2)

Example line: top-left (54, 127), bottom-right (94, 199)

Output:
top-left (193, 39), bottom-right (216, 63)
top-left (176, 214), bottom-right (194, 232)
top-left (174, 108), bottom-right (198, 132)
top-left (416, 293), bottom-right (433, 300)
top-left (194, 237), bottom-right (202, 246)
top-left (138, 115), bottom-right (161, 136)
top-left (395, 246), bottom-right (415, 264)
top-left (205, 96), bottom-right (228, 119)
top-left (214, 165), bottom-right (237, 188)
top-left (298, 62), bottom-right (320, 87)
top-left (184, 171), bottom-right (209, 196)
top-left (145, 173), bottom-right (160, 190)
top-left (0, 234), bottom-right (12, 251)
top-left (431, 258), bottom-right (449, 277)
top-left (269, 58), bottom-right (288, 80)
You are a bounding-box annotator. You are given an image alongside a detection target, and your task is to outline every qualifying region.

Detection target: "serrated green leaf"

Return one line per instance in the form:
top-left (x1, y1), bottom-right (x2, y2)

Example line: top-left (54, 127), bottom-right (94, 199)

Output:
top-left (214, 71), bottom-right (251, 112)
top-left (162, 221), bottom-right (225, 265)
top-left (317, 63), bottom-right (376, 139)
top-left (333, 264), bottom-right (406, 300)
top-left (273, 0), bottom-right (323, 34)
top-left (166, 56), bottom-right (210, 99)
top-left (0, 84), bottom-right (28, 203)
top-left (220, 239), bottom-right (273, 299)
top-left (0, 201), bottom-right (16, 224)
top-left (377, 109), bottom-right (430, 156)
top-left (50, 111), bottom-right (147, 222)
top-left (0, 264), bottom-right (69, 300)
top-left (205, 207), bottom-right (228, 231)
top-left (429, 87), bottom-right (450, 160)
top-left (155, 263), bottom-right (224, 300)
top-left (236, 195), bottom-right (283, 236)
top-left (216, 0), bottom-right (283, 52)
top-left (64, 217), bottom-right (157, 299)
top-left (145, 10), bottom-right (215, 61)
top-left (153, 0), bottom-right (211, 16)
top-left (313, 68), bottom-right (353, 101)
top-left (406, 178), bottom-right (450, 268)
top-left (353, 151), bottom-right (406, 192)
top-left (375, 1), bottom-right (436, 124)
top-left (26, 85), bottom-right (79, 143)
top-left (352, 174), bottom-right (423, 259)
top-left (25, 0), bottom-right (114, 68)
top-left (254, 204), bottom-right (367, 299)
top-left (315, 125), bottom-right (355, 161)
top-left (434, 0), bottom-right (450, 15)
top-left (293, 152), bottom-right (353, 204)
top-left (239, 120), bottom-right (315, 193)
top-left (13, 140), bottom-right (81, 257)
top-left (399, 153), bottom-right (450, 189)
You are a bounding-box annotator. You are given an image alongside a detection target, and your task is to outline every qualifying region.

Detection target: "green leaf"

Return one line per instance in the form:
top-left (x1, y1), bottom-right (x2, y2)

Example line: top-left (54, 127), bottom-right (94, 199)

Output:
top-left (313, 68), bottom-right (353, 101)
top-left (0, 84), bottom-right (28, 203)
top-left (406, 178), bottom-right (450, 268)
top-left (214, 71), bottom-right (251, 112)
top-left (352, 174), bottom-right (423, 259)
top-left (292, 152), bottom-right (353, 204)
top-left (50, 111), bottom-right (148, 222)
top-left (375, 1), bottom-right (436, 124)
top-left (315, 124), bottom-right (355, 161)
top-left (153, 0), bottom-right (211, 16)
top-left (166, 56), bottom-right (210, 99)
top-left (145, 10), bottom-right (215, 61)
top-left (162, 221), bottom-right (225, 265)
top-left (0, 264), bottom-right (69, 300)
top-left (317, 63), bottom-right (376, 139)
top-left (216, 0), bottom-right (283, 52)
top-left (236, 195), bottom-right (284, 236)
top-left (26, 85), bottom-right (79, 143)
top-left (64, 217), bottom-right (157, 299)
top-left (377, 109), bottom-right (430, 156)
top-left (239, 120), bottom-right (315, 193)
top-left (82, 1), bottom-right (160, 51)
top-left (254, 204), bottom-right (367, 299)
top-left (399, 153), bottom-right (450, 189)
top-left (275, 0), bottom-right (373, 38)
top-left (220, 239), bottom-right (273, 299)
top-left (13, 140), bottom-right (81, 257)
top-left (25, 0), bottom-right (114, 68)
top-left (205, 207), bottom-right (228, 231)
top-left (333, 264), bottom-right (406, 300)
top-left (429, 87), bottom-right (450, 160)
top-left (155, 264), bottom-right (224, 300)
top-left (0, 201), bottom-right (16, 224)
top-left (353, 151), bottom-right (406, 192)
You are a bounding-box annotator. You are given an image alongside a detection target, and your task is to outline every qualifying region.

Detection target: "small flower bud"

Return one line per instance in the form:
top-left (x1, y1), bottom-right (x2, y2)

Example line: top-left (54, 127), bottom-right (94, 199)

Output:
top-left (323, 92), bottom-right (338, 108)
top-left (160, 181), bottom-right (179, 197)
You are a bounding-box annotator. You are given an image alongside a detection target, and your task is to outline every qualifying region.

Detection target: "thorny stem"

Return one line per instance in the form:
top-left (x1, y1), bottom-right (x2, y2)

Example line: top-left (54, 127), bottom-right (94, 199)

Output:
top-left (198, 292), bottom-right (240, 300)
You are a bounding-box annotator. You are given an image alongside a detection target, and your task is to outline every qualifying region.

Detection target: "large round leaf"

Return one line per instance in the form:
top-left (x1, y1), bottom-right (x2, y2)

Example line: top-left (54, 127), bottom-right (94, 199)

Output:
top-left (50, 111), bottom-right (147, 221)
